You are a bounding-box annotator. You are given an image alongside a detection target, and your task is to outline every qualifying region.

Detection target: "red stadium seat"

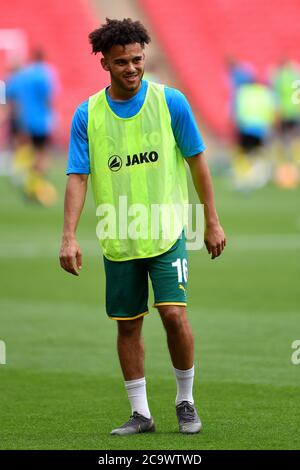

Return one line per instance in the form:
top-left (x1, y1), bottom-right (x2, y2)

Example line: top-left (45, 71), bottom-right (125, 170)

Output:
top-left (0, 0), bottom-right (107, 144)
top-left (139, 0), bottom-right (300, 136)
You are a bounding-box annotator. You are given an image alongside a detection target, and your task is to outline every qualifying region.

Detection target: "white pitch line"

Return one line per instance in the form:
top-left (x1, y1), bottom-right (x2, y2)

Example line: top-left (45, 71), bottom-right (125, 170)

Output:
top-left (0, 234), bottom-right (299, 258)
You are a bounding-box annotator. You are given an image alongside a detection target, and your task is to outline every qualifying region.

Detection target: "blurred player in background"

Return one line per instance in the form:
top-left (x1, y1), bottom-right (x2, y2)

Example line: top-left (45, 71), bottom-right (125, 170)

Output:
top-left (60, 18), bottom-right (226, 436)
top-left (6, 49), bottom-right (58, 206)
top-left (227, 57), bottom-right (256, 107)
top-left (5, 62), bottom-right (24, 149)
top-left (231, 75), bottom-right (276, 191)
top-left (234, 78), bottom-right (276, 153)
top-left (272, 59), bottom-right (300, 139)
top-left (271, 59), bottom-right (300, 189)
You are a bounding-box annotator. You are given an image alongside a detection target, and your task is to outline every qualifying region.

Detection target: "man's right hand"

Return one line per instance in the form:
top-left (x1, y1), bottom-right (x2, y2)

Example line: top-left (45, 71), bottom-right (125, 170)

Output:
top-left (59, 236), bottom-right (82, 276)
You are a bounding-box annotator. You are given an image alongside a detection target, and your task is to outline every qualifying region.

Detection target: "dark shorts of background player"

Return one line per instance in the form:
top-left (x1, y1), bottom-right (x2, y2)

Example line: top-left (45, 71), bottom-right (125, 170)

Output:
top-left (103, 231), bottom-right (188, 320)
top-left (238, 131), bottom-right (263, 152)
top-left (9, 116), bottom-right (20, 139)
top-left (30, 134), bottom-right (50, 149)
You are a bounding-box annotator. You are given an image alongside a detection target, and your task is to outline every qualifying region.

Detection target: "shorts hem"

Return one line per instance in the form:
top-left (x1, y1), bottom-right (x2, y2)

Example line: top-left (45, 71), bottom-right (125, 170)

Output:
top-left (108, 310), bottom-right (149, 321)
top-left (153, 302), bottom-right (187, 307)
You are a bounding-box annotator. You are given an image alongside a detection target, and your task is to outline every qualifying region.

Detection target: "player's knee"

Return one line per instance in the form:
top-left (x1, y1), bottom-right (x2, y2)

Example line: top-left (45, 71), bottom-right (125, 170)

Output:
top-left (117, 317), bottom-right (143, 338)
top-left (159, 307), bottom-right (186, 334)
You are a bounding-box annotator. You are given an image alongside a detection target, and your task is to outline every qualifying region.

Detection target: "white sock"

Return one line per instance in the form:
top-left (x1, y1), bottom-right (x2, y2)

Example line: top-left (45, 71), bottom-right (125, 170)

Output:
top-left (124, 377), bottom-right (151, 419)
top-left (173, 366), bottom-right (195, 406)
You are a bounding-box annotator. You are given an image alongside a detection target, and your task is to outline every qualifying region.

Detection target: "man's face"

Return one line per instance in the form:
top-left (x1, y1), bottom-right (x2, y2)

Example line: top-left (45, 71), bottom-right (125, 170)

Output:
top-left (101, 43), bottom-right (145, 94)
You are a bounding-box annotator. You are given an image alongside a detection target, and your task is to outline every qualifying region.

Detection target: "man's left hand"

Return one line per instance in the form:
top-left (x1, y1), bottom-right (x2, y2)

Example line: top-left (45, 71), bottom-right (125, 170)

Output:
top-left (204, 223), bottom-right (226, 259)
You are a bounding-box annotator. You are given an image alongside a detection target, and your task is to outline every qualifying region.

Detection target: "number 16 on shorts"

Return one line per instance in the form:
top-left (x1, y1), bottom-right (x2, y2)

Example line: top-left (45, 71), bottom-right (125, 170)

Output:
top-left (172, 258), bottom-right (188, 283)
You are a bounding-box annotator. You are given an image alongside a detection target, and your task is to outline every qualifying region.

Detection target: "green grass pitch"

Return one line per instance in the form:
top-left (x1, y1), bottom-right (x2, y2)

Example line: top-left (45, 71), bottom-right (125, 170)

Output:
top-left (0, 160), bottom-right (299, 450)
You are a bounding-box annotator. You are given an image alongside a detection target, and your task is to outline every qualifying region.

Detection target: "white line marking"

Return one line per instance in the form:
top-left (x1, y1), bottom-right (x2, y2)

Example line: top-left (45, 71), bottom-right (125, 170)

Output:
top-left (0, 234), bottom-right (299, 258)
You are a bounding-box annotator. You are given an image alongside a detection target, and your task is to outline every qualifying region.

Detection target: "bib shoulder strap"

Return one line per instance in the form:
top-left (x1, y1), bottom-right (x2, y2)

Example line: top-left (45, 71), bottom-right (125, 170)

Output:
top-left (88, 88), bottom-right (106, 109)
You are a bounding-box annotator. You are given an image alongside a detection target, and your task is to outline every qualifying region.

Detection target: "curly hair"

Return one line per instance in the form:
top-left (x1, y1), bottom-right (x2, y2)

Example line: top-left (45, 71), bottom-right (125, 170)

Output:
top-left (88, 18), bottom-right (151, 55)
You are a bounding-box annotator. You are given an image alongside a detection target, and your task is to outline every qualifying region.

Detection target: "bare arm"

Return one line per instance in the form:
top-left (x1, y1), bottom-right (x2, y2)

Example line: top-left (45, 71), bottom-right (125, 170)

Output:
top-left (185, 153), bottom-right (226, 259)
top-left (59, 174), bottom-right (88, 275)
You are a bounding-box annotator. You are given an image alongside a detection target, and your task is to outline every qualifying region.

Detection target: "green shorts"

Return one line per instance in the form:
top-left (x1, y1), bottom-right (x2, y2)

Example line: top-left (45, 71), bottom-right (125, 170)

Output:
top-left (103, 231), bottom-right (188, 320)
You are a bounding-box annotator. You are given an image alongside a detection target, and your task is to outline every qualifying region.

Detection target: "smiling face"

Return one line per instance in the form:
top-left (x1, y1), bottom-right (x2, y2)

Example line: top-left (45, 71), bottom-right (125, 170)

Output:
top-left (101, 43), bottom-right (145, 99)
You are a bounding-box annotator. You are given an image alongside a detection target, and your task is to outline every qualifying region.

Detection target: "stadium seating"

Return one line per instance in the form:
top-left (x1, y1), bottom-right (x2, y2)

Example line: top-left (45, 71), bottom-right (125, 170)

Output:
top-left (139, 0), bottom-right (300, 136)
top-left (0, 0), bottom-right (107, 144)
